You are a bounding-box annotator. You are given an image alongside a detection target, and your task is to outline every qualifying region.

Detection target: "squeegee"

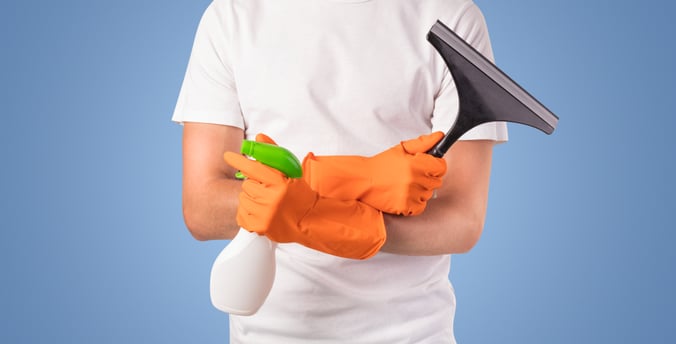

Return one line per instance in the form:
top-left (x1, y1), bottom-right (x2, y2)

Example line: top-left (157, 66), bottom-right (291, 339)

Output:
top-left (426, 20), bottom-right (559, 157)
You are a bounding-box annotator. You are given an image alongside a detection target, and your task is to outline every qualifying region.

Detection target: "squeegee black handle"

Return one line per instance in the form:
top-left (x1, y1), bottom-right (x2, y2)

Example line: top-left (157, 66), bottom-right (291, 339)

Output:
top-left (425, 114), bottom-right (472, 158)
top-left (427, 137), bottom-right (451, 158)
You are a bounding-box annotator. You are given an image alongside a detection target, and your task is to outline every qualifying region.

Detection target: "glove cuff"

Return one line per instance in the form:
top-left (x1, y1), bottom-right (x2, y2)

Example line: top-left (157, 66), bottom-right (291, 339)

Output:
top-left (299, 198), bottom-right (386, 260)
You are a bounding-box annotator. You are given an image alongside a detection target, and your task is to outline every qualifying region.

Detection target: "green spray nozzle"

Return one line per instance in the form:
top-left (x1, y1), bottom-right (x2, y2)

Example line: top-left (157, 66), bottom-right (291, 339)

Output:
top-left (236, 140), bottom-right (303, 179)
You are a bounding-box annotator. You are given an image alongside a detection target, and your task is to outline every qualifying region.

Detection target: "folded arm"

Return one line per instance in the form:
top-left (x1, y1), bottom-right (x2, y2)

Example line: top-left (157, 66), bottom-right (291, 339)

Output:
top-left (380, 140), bottom-right (496, 255)
top-left (180, 122), bottom-right (244, 240)
top-left (180, 122), bottom-right (497, 256)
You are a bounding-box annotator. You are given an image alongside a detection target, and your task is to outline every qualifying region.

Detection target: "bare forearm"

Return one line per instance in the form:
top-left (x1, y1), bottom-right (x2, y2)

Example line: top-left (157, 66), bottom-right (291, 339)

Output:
top-left (380, 140), bottom-right (495, 255)
top-left (181, 123), bottom-right (245, 241)
top-left (182, 177), bottom-right (242, 240)
top-left (380, 196), bottom-right (486, 255)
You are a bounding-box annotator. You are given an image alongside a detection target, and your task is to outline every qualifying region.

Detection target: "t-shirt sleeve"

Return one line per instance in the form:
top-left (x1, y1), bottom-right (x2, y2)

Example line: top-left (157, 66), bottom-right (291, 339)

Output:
top-left (171, 2), bottom-right (244, 128)
top-left (431, 3), bottom-right (508, 142)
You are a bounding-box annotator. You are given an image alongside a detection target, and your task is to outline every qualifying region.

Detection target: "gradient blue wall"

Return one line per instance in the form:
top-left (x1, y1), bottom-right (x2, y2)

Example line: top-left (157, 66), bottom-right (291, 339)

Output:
top-left (1, 0), bottom-right (674, 343)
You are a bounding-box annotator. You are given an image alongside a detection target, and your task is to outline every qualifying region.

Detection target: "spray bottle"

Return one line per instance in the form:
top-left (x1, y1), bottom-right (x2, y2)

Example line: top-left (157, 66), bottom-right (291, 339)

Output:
top-left (209, 140), bottom-right (302, 316)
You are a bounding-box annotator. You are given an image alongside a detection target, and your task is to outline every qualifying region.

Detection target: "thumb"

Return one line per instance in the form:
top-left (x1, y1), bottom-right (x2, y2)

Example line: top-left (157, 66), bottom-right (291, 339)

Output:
top-left (401, 131), bottom-right (444, 154)
top-left (256, 133), bottom-right (278, 145)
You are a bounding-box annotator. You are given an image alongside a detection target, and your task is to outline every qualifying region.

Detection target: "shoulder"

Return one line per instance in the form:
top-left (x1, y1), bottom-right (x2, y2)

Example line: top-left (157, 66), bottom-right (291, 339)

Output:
top-left (194, 0), bottom-right (253, 41)
top-left (415, 0), bottom-right (487, 32)
top-left (431, 0), bottom-right (493, 58)
top-left (433, 0), bottom-right (485, 25)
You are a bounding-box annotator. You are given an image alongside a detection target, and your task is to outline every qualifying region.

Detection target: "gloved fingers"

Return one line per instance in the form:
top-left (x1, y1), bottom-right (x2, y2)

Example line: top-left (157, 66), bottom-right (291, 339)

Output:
top-left (224, 151), bottom-right (286, 184)
top-left (400, 131), bottom-right (444, 154)
top-left (417, 173), bottom-right (444, 191)
top-left (409, 189), bottom-right (434, 216)
top-left (388, 185), bottom-right (438, 216)
top-left (236, 189), bottom-right (283, 233)
top-left (235, 203), bottom-right (265, 234)
top-left (240, 177), bottom-right (280, 201)
top-left (411, 153), bottom-right (448, 178)
top-left (398, 203), bottom-right (425, 216)
top-left (255, 133), bottom-right (278, 145)
top-left (414, 184), bottom-right (438, 202)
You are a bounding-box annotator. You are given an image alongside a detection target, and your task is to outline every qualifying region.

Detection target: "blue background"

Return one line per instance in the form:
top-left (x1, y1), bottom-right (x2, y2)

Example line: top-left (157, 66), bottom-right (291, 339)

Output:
top-left (1, 0), bottom-right (674, 343)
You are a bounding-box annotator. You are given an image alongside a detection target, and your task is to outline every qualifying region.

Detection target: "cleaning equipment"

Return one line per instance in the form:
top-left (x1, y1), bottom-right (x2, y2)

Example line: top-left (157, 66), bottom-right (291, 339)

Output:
top-left (210, 20), bottom-right (559, 317)
top-left (426, 20), bottom-right (559, 156)
top-left (223, 149), bottom-right (385, 259)
top-left (296, 21), bottom-right (560, 218)
top-left (209, 140), bottom-right (302, 315)
top-left (211, 140), bottom-right (386, 315)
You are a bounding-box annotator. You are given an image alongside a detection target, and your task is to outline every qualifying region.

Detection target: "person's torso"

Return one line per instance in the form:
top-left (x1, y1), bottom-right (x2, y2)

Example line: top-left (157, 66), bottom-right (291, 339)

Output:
top-left (216, 0), bottom-right (479, 342)
top-left (230, 245), bottom-right (456, 343)
top-left (217, 0), bottom-right (475, 157)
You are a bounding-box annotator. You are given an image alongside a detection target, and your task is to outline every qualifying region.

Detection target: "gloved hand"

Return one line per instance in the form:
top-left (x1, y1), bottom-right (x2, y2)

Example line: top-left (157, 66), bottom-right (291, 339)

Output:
top-left (303, 132), bottom-right (447, 216)
top-left (224, 139), bottom-right (386, 260)
top-left (253, 133), bottom-right (277, 145)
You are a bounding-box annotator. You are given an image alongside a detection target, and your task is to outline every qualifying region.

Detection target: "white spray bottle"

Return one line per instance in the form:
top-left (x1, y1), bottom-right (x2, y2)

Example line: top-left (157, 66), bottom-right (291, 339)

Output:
top-left (209, 140), bottom-right (303, 316)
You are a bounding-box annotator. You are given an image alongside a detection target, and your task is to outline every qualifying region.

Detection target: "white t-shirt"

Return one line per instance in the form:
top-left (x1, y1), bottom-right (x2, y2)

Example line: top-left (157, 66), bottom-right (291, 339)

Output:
top-left (173, 0), bottom-right (508, 342)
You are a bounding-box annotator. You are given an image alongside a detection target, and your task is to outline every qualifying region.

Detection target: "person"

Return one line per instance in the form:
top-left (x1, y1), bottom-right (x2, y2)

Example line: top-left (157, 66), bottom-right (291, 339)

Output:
top-left (172, 0), bottom-right (507, 342)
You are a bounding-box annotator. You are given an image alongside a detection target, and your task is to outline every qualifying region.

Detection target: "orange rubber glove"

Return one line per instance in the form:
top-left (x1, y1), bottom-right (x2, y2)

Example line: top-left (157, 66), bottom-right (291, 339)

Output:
top-left (303, 132), bottom-right (447, 216)
top-left (254, 133), bottom-right (277, 145)
top-left (224, 150), bottom-right (386, 260)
